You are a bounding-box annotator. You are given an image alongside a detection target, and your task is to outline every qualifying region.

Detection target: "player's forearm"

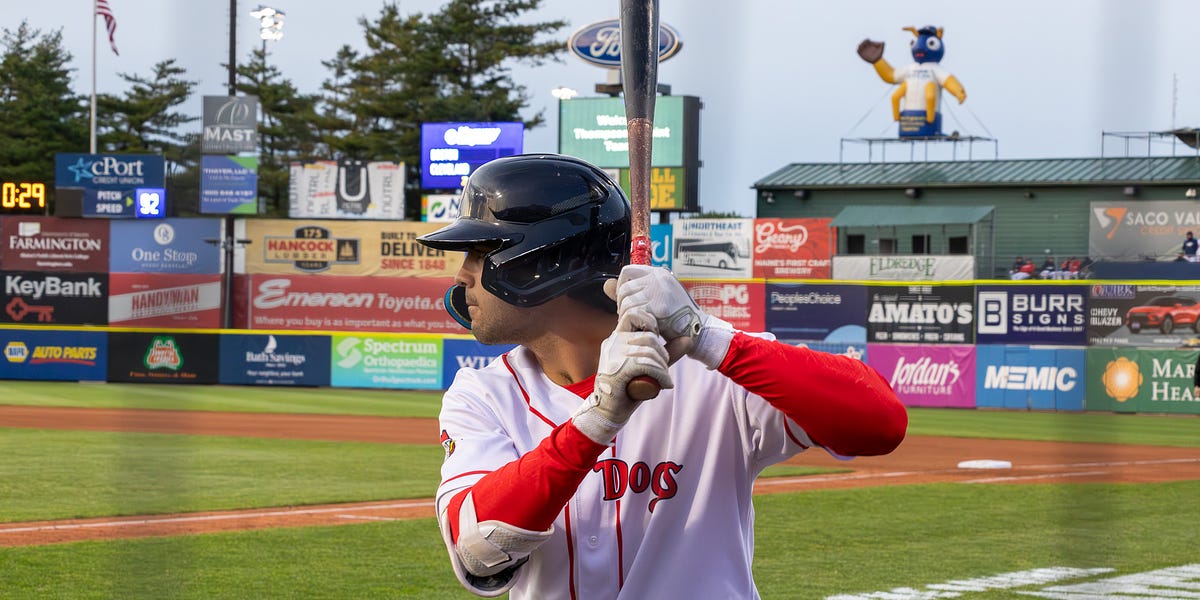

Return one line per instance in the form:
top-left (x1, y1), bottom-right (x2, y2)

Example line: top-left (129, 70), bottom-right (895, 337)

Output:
top-left (448, 421), bottom-right (606, 540)
top-left (717, 332), bottom-right (907, 456)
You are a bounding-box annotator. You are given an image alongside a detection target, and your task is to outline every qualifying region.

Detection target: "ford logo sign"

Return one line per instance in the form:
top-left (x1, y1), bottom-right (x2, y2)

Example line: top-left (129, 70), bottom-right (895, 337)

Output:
top-left (568, 19), bottom-right (682, 69)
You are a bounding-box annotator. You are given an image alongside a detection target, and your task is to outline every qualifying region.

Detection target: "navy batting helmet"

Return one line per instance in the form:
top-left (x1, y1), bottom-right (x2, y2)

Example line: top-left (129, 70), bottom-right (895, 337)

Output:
top-left (417, 154), bottom-right (631, 327)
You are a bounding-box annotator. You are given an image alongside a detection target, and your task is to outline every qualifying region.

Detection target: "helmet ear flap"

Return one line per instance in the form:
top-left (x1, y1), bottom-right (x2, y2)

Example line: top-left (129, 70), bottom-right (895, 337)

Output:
top-left (444, 285), bottom-right (472, 330)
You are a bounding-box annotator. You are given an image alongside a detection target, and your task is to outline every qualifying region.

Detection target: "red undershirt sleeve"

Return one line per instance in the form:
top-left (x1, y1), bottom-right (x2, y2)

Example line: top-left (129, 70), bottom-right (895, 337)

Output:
top-left (446, 419), bottom-right (607, 542)
top-left (716, 332), bottom-right (907, 457)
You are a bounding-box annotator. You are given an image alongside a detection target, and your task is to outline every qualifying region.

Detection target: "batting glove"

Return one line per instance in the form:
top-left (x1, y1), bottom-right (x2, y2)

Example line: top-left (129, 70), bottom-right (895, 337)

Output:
top-left (572, 308), bottom-right (672, 445)
top-left (604, 265), bottom-right (734, 369)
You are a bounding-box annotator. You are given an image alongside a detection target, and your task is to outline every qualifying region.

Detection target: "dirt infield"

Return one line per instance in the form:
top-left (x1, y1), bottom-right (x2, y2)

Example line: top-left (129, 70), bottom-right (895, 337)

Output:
top-left (2, 405), bottom-right (1198, 547)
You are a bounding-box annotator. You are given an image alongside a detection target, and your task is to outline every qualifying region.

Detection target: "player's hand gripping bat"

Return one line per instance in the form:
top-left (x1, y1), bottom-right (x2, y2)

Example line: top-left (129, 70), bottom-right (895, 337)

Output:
top-left (620, 0), bottom-right (662, 402)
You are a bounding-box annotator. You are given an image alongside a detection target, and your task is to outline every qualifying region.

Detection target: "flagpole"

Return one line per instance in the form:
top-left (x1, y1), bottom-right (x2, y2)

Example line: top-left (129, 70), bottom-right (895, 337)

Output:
top-left (90, 0), bottom-right (97, 154)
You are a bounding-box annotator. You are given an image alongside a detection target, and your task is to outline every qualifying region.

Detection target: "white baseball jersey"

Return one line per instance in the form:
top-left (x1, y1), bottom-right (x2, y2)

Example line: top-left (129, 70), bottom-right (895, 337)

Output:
top-left (892, 62), bottom-right (952, 113)
top-left (435, 338), bottom-right (815, 599)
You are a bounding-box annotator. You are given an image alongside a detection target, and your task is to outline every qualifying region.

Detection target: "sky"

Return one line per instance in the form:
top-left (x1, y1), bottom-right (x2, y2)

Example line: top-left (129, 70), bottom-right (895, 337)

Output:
top-left (13, 0), bottom-right (1200, 216)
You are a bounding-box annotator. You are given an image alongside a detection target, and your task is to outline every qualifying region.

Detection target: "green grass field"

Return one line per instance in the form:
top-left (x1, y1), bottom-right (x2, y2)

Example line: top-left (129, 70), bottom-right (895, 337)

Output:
top-left (1, 380), bottom-right (1198, 599)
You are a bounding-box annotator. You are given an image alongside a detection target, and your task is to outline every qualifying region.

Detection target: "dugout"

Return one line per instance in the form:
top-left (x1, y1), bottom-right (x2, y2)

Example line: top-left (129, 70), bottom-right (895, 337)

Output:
top-left (752, 155), bottom-right (1200, 279)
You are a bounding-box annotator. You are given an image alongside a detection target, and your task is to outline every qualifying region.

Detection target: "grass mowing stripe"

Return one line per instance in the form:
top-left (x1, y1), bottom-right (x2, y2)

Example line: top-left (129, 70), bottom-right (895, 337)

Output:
top-left (4, 382), bottom-right (1200, 448)
top-left (0, 381), bottom-right (444, 418)
top-left (907, 407), bottom-right (1200, 447)
top-left (3, 481), bottom-right (1197, 599)
top-left (0, 429), bottom-right (443, 522)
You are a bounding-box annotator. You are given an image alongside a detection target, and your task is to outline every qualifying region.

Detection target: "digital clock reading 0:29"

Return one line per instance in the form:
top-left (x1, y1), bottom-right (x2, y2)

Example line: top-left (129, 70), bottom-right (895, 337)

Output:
top-left (1, 181), bottom-right (47, 214)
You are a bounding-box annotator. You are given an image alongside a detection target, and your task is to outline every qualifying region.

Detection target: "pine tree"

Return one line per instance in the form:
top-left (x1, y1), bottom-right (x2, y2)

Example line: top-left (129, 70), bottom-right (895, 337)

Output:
top-left (0, 22), bottom-right (88, 201)
top-left (237, 47), bottom-right (321, 216)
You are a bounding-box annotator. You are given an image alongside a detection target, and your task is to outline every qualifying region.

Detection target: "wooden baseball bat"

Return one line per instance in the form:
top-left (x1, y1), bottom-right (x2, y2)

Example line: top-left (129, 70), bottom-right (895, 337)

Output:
top-left (620, 0), bottom-right (662, 401)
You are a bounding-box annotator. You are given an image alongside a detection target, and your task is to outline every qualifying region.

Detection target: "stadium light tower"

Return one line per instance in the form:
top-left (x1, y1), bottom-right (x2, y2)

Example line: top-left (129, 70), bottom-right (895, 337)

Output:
top-left (249, 5), bottom-right (286, 54)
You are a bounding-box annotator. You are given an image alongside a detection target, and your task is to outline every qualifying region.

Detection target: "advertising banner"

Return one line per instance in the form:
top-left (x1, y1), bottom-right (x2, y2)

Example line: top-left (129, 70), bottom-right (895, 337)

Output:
top-left (423, 194), bottom-right (461, 223)
top-left (650, 223), bottom-right (672, 270)
top-left (975, 285), bottom-right (1088, 345)
top-left (107, 332), bottom-right (220, 384)
top-left (238, 219), bottom-right (457, 278)
top-left (680, 280), bottom-right (764, 332)
top-left (765, 283), bottom-right (866, 345)
top-left (199, 155), bottom-right (258, 214)
top-left (1086, 283), bottom-right (1200, 347)
top-left (1085, 347), bottom-right (1200, 415)
top-left (420, 122), bottom-right (523, 189)
top-left (54, 153), bottom-right (166, 218)
top-left (1, 216), bottom-right (109, 272)
top-left (975, 345), bottom-right (1086, 411)
top-left (442, 338), bottom-right (516, 387)
top-left (218, 333), bottom-right (331, 386)
top-left (617, 167), bottom-right (693, 211)
top-left (0, 328), bottom-right (107, 381)
top-left (752, 218), bottom-right (834, 279)
top-left (867, 284), bottom-right (975, 344)
top-left (2, 271), bottom-right (108, 325)
top-left (867, 343), bottom-right (976, 408)
top-left (109, 219), bottom-right (222, 274)
top-left (832, 255), bottom-right (974, 281)
top-left (331, 333), bottom-right (443, 389)
top-left (1088, 201), bottom-right (1200, 260)
top-left (202, 95), bottom-right (258, 154)
top-left (288, 160), bottom-right (405, 220)
top-left (245, 274), bottom-right (460, 334)
top-left (108, 273), bottom-right (223, 328)
top-left (672, 218), bottom-right (753, 279)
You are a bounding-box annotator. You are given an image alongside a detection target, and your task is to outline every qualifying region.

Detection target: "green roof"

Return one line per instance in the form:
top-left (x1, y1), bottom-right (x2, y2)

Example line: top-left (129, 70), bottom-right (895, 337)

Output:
top-left (830, 205), bottom-right (994, 228)
top-left (754, 156), bottom-right (1200, 189)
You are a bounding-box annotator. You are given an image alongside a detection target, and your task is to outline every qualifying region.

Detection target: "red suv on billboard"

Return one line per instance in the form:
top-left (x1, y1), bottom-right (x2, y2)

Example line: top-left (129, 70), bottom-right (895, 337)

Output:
top-left (1125, 295), bottom-right (1200, 334)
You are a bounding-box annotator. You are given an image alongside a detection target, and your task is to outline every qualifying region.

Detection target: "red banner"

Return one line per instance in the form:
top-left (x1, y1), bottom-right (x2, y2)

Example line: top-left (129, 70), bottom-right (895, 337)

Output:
top-left (108, 273), bottom-right (223, 328)
top-left (681, 280), bottom-right (765, 332)
top-left (244, 274), bottom-right (462, 334)
top-left (751, 218), bottom-right (834, 279)
top-left (1, 216), bottom-right (110, 272)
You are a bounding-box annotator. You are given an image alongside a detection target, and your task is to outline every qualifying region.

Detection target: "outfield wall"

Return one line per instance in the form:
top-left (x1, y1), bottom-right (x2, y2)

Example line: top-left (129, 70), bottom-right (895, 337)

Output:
top-left (2, 280), bottom-right (1199, 414)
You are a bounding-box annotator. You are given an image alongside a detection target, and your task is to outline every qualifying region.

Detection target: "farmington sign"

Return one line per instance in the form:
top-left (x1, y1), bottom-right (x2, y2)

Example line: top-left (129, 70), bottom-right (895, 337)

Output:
top-left (828, 564), bottom-right (1200, 599)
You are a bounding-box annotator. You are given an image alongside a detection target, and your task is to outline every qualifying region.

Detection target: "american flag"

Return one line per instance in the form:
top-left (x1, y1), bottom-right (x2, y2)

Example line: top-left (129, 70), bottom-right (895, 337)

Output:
top-left (96, 0), bottom-right (119, 56)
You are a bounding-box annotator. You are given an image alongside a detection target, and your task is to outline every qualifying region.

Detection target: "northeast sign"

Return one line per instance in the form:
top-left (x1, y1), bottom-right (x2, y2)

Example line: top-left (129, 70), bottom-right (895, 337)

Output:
top-left (202, 95), bottom-right (259, 154)
top-left (54, 153), bottom-right (166, 218)
top-left (420, 122), bottom-right (523, 190)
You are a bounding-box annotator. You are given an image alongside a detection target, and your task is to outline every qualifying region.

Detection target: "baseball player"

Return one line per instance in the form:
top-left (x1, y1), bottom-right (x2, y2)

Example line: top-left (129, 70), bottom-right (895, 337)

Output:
top-left (416, 154), bottom-right (907, 599)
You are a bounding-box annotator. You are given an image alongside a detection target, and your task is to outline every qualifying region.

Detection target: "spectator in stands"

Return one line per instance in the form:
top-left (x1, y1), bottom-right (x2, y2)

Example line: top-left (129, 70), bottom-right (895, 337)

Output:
top-left (1009, 256), bottom-right (1029, 279)
top-left (1059, 256), bottom-right (1082, 279)
top-left (1175, 252), bottom-right (1189, 262)
top-left (1184, 231), bottom-right (1198, 262)
top-left (1039, 256), bottom-right (1057, 279)
top-left (1019, 259), bottom-right (1036, 279)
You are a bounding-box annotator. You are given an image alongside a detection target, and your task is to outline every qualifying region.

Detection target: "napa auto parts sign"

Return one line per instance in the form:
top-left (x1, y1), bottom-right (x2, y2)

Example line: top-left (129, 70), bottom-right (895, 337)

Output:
top-left (244, 274), bottom-right (461, 334)
top-left (752, 218), bottom-right (833, 279)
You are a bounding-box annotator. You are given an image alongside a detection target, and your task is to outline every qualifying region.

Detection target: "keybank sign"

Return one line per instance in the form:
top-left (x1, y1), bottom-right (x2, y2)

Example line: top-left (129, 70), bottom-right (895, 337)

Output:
top-left (975, 345), bottom-right (1086, 411)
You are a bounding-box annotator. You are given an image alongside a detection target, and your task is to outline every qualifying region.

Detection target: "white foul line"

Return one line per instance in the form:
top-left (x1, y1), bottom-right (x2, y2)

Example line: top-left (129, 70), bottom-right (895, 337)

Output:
top-left (0, 500), bottom-right (435, 535)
